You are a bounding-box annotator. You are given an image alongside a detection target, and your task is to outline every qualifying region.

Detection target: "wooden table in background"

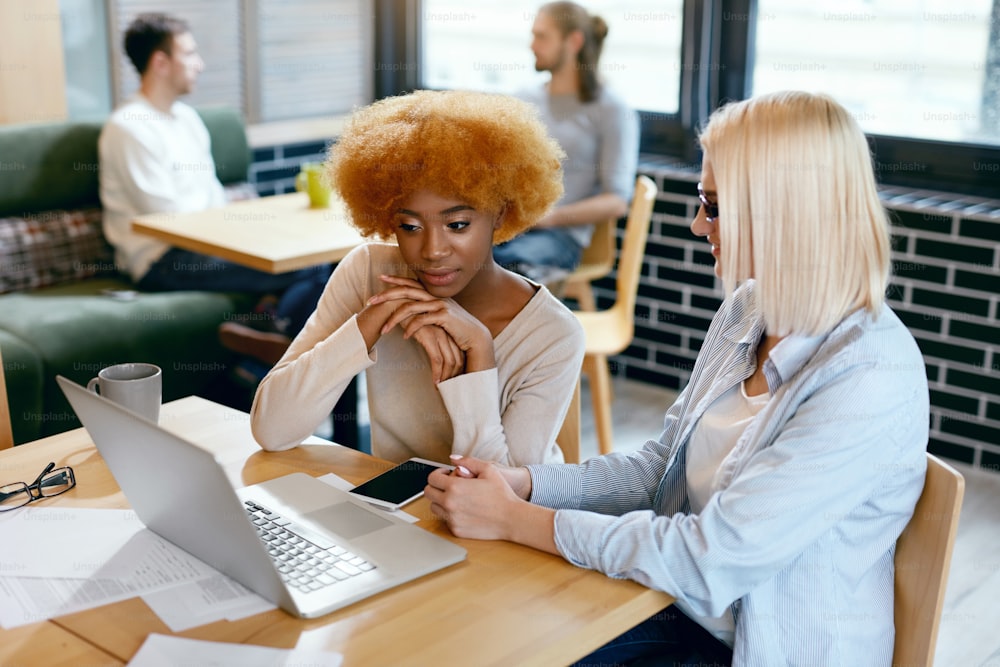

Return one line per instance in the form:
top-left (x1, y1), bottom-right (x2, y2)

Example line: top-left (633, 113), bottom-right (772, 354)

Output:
top-left (0, 397), bottom-right (673, 667)
top-left (132, 192), bottom-right (364, 275)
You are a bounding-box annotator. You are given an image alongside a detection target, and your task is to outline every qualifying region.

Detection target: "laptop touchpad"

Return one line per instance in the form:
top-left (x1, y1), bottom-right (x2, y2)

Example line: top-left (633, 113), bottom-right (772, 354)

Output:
top-left (304, 502), bottom-right (393, 540)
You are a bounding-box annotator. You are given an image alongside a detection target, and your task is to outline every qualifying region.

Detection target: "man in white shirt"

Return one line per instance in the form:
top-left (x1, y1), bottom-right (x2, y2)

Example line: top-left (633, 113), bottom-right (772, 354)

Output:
top-left (99, 13), bottom-right (328, 364)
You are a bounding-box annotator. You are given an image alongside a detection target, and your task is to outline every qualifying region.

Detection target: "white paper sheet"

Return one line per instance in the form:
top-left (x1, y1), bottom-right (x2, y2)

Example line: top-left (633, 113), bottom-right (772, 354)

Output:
top-left (127, 633), bottom-right (343, 667)
top-left (0, 469), bottom-right (415, 631)
top-left (141, 574), bottom-right (276, 631)
top-left (0, 507), bottom-right (153, 578)
top-left (0, 508), bottom-right (218, 628)
top-left (0, 550), bottom-right (212, 629)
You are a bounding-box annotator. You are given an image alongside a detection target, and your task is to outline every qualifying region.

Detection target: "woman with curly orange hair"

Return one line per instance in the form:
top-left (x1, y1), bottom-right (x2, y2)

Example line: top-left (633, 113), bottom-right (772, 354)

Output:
top-left (250, 90), bottom-right (585, 466)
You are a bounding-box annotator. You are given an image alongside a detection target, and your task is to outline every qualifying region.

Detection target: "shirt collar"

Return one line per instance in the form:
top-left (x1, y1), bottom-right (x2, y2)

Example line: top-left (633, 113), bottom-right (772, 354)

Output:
top-left (723, 281), bottom-right (766, 347)
top-left (133, 93), bottom-right (180, 120)
top-left (764, 333), bottom-right (827, 390)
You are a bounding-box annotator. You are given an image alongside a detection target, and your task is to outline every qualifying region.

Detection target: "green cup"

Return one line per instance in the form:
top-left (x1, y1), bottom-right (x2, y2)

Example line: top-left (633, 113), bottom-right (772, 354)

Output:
top-left (295, 162), bottom-right (332, 208)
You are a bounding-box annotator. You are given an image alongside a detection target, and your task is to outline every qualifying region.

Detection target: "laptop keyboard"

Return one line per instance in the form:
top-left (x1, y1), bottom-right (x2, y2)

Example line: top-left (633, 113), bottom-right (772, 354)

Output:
top-left (244, 500), bottom-right (376, 594)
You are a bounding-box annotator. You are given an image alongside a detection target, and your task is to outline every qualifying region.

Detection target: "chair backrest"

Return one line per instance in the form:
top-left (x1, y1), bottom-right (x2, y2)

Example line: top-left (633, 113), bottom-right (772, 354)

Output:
top-left (893, 453), bottom-right (965, 666)
top-left (555, 377), bottom-right (581, 464)
top-left (0, 346), bottom-right (13, 450)
top-left (578, 216), bottom-right (616, 271)
top-left (609, 175), bottom-right (657, 326)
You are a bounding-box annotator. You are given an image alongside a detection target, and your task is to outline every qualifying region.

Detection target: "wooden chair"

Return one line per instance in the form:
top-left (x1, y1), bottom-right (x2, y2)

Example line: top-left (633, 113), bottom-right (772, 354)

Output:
top-left (893, 453), bottom-right (965, 667)
top-left (555, 377), bottom-right (581, 464)
top-left (573, 175), bottom-right (657, 455)
top-left (562, 216), bottom-right (616, 311)
top-left (0, 346), bottom-right (13, 450)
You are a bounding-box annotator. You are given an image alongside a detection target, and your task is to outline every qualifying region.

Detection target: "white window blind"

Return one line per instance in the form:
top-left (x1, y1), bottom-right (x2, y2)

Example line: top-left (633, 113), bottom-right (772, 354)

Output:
top-left (111, 0), bottom-right (244, 111)
top-left (253, 0), bottom-right (372, 121)
top-left (109, 0), bottom-right (372, 122)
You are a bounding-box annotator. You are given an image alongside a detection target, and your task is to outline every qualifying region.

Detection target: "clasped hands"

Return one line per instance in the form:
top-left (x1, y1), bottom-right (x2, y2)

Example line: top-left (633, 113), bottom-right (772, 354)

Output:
top-left (426, 456), bottom-right (558, 554)
top-left (423, 455), bottom-right (532, 541)
top-left (365, 274), bottom-right (495, 383)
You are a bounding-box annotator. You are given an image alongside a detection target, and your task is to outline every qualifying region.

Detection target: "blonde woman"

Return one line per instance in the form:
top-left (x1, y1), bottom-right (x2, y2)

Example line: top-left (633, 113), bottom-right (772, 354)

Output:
top-left (427, 91), bottom-right (929, 665)
top-left (251, 90), bottom-right (584, 466)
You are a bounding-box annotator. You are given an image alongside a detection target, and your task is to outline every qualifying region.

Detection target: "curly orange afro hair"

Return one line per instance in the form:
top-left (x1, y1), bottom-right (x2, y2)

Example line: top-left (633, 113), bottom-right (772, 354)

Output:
top-left (326, 89), bottom-right (565, 244)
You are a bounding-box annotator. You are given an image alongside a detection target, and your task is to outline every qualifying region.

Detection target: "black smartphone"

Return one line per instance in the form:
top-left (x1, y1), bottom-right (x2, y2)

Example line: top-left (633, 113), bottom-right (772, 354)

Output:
top-left (348, 457), bottom-right (453, 511)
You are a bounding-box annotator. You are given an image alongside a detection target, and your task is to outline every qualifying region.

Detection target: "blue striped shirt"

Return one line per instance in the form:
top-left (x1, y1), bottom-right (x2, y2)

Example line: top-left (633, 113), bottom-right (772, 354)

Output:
top-left (528, 281), bottom-right (928, 666)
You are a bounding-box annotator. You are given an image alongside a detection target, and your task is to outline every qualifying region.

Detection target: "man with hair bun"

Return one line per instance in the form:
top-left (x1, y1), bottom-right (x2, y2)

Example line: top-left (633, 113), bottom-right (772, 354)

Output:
top-left (251, 90), bottom-right (584, 468)
top-left (493, 1), bottom-right (640, 277)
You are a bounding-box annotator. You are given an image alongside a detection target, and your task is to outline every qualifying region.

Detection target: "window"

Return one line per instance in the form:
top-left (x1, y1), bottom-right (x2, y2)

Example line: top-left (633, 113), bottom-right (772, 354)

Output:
top-left (421, 1), bottom-right (684, 114)
top-left (60, 0), bottom-right (113, 120)
top-left (417, 1), bottom-right (1000, 197)
top-left (419, 0), bottom-right (690, 157)
top-left (751, 0), bottom-right (999, 146)
top-left (251, 0), bottom-right (374, 121)
top-left (737, 0), bottom-right (1000, 197)
top-left (62, 0), bottom-right (373, 124)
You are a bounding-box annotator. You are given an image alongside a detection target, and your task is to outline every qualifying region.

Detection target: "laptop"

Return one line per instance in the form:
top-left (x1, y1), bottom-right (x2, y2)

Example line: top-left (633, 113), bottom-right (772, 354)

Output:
top-left (56, 375), bottom-right (466, 619)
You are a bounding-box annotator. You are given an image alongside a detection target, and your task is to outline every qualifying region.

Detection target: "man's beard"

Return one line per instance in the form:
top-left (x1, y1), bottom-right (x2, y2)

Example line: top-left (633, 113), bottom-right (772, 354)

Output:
top-left (535, 46), bottom-right (568, 73)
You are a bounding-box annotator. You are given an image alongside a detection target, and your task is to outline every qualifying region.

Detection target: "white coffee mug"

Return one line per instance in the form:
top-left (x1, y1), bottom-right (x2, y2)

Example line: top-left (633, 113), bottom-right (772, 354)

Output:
top-left (87, 363), bottom-right (162, 423)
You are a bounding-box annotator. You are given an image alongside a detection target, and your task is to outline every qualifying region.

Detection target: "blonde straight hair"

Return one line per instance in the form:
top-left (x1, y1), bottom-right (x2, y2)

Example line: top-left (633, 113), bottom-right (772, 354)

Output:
top-left (698, 91), bottom-right (891, 336)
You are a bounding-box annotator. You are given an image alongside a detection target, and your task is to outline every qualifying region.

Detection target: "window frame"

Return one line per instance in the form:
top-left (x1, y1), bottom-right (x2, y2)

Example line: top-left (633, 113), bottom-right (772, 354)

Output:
top-left (403, 0), bottom-right (1000, 198)
top-left (375, 0), bottom-right (421, 99)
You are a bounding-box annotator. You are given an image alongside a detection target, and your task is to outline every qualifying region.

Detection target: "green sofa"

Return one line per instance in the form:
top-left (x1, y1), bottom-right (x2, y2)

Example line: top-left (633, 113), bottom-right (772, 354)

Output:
top-left (0, 107), bottom-right (255, 445)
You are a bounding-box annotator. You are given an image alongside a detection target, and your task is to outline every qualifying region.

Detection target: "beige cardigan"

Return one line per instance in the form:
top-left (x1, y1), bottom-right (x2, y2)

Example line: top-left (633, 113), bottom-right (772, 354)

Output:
top-left (251, 243), bottom-right (584, 465)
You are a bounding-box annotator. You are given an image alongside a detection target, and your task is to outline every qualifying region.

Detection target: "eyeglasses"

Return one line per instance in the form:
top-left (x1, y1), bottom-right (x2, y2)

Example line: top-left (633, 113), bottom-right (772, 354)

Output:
top-left (0, 462), bottom-right (76, 512)
top-left (697, 182), bottom-right (719, 224)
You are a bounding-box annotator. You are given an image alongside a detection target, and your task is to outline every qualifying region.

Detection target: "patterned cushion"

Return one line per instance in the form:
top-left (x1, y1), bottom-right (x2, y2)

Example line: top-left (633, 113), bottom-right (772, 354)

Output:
top-left (0, 208), bottom-right (116, 294)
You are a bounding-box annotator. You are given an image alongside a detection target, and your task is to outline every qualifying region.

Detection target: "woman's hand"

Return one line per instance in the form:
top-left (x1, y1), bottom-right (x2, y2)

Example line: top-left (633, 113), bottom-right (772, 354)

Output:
top-left (408, 324), bottom-right (465, 383)
top-left (359, 275), bottom-right (465, 382)
top-left (447, 454), bottom-right (533, 499)
top-left (425, 457), bottom-right (525, 541)
top-left (369, 275), bottom-right (496, 373)
top-left (425, 456), bottom-right (558, 553)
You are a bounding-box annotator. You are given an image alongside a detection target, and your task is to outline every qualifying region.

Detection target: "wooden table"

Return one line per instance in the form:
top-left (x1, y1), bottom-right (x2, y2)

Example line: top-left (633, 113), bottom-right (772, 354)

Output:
top-left (132, 192), bottom-right (365, 275)
top-left (0, 397), bottom-right (673, 667)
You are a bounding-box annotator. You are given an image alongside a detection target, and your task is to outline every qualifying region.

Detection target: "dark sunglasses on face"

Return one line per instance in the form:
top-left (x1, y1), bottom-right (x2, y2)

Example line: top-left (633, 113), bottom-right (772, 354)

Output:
top-left (697, 182), bottom-right (719, 223)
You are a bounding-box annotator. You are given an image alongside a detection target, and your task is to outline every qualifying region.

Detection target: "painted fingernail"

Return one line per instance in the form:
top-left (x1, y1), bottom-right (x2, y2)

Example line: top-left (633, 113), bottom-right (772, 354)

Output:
top-left (458, 466), bottom-right (471, 476)
top-left (449, 454), bottom-right (462, 460)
